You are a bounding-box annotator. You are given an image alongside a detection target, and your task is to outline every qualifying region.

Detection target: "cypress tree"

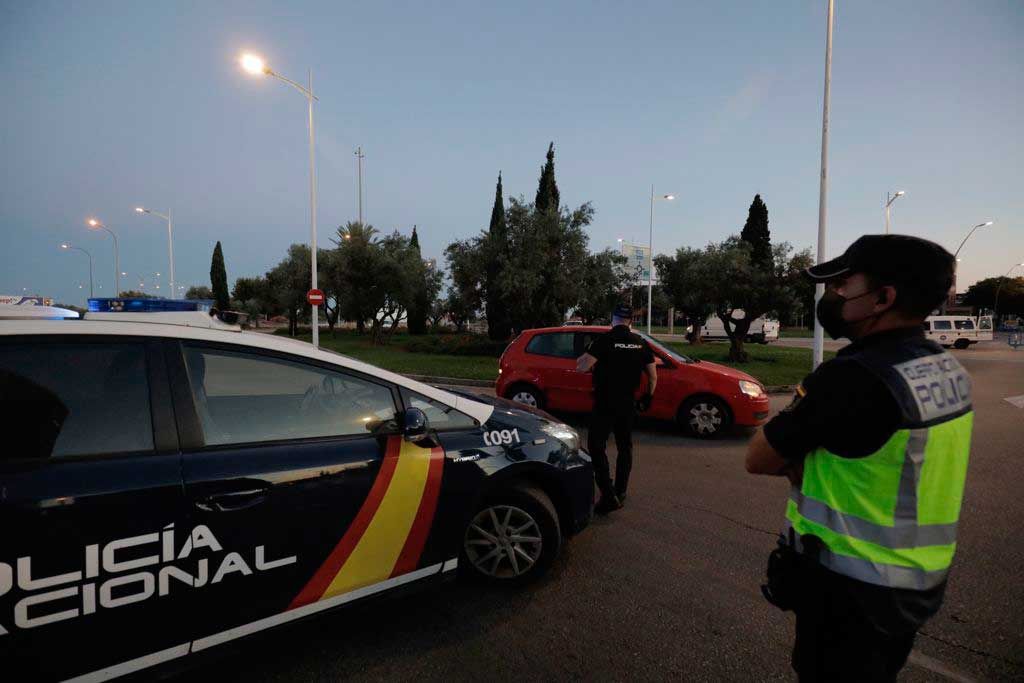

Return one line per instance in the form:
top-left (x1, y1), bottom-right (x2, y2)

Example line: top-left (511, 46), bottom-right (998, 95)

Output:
top-left (534, 142), bottom-right (560, 213)
top-left (408, 226), bottom-right (428, 334)
top-left (210, 241), bottom-right (230, 310)
top-left (485, 173), bottom-right (512, 340)
top-left (740, 194), bottom-right (772, 269)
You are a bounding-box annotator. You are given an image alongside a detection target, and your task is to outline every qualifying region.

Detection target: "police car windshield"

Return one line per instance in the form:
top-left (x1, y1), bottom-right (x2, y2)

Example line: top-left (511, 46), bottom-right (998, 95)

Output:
top-left (639, 334), bottom-right (693, 364)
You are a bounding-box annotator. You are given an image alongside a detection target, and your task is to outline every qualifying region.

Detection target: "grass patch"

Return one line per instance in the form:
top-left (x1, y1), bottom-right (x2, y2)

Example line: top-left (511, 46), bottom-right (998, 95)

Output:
top-left (273, 329), bottom-right (832, 387)
top-left (780, 327), bottom-right (814, 338)
top-left (662, 340), bottom-right (835, 386)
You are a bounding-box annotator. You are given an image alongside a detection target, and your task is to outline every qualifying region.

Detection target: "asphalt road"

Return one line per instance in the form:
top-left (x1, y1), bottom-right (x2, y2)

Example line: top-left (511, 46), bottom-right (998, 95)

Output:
top-left (183, 343), bottom-right (1024, 682)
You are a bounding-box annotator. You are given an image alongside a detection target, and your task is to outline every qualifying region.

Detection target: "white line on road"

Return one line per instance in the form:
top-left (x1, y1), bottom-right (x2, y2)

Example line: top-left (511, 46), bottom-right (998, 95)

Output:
top-left (1004, 395), bottom-right (1024, 409)
top-left (907, 650), bottom-right (977, 683)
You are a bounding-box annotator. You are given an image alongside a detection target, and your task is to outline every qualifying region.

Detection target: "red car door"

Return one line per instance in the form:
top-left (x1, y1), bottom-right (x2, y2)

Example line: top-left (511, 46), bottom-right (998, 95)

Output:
top-left (523, 332), bottom-right (578, 410)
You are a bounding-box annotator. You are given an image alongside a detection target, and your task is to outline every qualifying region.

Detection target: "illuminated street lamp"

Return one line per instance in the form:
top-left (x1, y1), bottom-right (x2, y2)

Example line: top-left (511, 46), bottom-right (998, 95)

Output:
top-left (135, 207), bottom-right (176, 296)
top-left (61, 243), bottom-right (94, 298)
top-left (647, 188), bottom-right (675, 334)
top-left (240, 51), bottom-right (321, 348)
top-left (87, 218), bottom-right (120, 296)
top-left (947, 221), bottom-right (994, 311)
top-left (884, 191), bottom-right (905, 234)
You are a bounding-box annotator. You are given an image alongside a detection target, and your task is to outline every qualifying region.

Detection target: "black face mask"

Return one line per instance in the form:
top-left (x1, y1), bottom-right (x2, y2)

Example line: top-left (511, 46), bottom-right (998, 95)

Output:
top-left (816, 288), bottom-right (881, 340)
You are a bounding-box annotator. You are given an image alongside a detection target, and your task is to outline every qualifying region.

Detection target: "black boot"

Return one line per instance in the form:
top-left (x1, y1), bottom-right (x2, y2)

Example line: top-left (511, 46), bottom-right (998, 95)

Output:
top-left (595, 491), bottom-right (622, 515)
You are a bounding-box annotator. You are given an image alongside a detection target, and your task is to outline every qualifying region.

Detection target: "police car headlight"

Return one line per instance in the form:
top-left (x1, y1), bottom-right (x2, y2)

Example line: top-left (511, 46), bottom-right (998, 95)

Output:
top-left (542, 422), bottom-right (579, 452)
top-left (739, 380), bottom-right (765, 398)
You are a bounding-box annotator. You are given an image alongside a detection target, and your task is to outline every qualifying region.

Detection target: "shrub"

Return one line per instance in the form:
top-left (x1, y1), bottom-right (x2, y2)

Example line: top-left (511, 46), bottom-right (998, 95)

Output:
top-left (405, 334), bottom-right (508, 357)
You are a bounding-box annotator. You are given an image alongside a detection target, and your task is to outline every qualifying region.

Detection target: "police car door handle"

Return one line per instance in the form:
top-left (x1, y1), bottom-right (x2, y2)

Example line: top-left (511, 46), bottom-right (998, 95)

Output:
top-left (196, 488), bottom-right (269, 512)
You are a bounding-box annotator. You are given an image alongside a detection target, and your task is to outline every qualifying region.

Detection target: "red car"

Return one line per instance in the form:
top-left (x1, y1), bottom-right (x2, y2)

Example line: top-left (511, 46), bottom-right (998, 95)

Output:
top-left (495, 326), bottom-right (771, 438)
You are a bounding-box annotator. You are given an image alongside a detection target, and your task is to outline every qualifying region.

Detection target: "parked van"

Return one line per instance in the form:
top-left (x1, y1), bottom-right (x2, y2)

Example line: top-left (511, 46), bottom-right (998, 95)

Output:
top-left (924, 315), bottom-right (993, 349)
top-left (698, 311), bottom-right (780, 344)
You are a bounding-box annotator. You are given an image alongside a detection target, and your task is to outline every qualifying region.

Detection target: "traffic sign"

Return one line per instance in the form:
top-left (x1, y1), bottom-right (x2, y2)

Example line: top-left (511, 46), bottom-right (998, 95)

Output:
top-left (306, 289), bottom-right (325, 306)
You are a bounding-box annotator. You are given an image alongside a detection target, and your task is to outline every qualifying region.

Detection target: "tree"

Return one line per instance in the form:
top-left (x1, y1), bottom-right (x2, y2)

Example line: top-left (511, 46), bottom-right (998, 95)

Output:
top-left (445, 238), bottom-right (486, 327)
top-left (334, 222), bottom-right (380, 334)
top-left (428, 296), bottom-right (449, 330)
top-left (118, 290), bottom-right (156, 299)
top-left (574, 250), bottom-right (632, 324)
top-left (210, 241), bottom-right (230, 310)
top-left (406, 226), bottom-right (430, 335)
top-left (775, 248), bottom-right (815, 327)
top-left (740, 194), bottom-right (772, 269)
top-left (367, 231), bottom-right (421, 344)
top-left (964, 276), bottom-right (1024, 319)
top-left (484, 173), bottom-right (512, 340)
top-left (185, 285), bottom-right (213, 300)
top-left (266, 244), bottom-right (310, 336)
top-left (445, 288), bottom-right (475, 333)
top-left (318, 248), bottom-right (345, 335)
top-left (655, 248), bottom-right (715, 343)
top-left (534, 142), bottom-right (560, 214)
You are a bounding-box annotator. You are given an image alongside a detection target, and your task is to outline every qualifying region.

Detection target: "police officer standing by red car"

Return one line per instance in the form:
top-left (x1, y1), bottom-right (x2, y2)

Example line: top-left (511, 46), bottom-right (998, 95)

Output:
top-left (576, 304), bottom-right (657, 514)
top-left (746, 235), bottom-right (973, 682)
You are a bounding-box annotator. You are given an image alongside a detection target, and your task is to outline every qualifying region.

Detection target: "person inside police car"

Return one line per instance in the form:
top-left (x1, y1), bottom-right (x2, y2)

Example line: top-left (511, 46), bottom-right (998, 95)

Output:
top-left (576, 303), bottom-right (657, 514)
top-left (746, 234), bottom-right (973, 682)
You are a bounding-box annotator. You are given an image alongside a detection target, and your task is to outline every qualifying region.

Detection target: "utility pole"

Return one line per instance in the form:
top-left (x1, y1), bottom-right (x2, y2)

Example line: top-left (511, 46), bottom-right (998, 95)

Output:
top-left (355, 146), bottom-right (365, 224)
top-left (812, 0), bottom-right (835, 371)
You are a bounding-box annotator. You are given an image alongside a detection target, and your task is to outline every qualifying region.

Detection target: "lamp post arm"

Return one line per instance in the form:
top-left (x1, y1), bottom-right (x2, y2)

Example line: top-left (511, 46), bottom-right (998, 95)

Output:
top-left (954, 225), bottom-right (983, 259)
top-left (268, 71), bottom-right (318, 101)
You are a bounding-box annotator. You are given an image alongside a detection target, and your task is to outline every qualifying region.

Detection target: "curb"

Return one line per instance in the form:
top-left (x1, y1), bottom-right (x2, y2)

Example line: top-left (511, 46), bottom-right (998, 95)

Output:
top-left (766, 385), bottom-right (795, 395)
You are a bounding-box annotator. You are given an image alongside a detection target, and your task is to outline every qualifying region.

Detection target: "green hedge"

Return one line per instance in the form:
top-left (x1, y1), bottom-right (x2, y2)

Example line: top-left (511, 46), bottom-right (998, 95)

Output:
top-left (404, 334), bottom-right (509, 357)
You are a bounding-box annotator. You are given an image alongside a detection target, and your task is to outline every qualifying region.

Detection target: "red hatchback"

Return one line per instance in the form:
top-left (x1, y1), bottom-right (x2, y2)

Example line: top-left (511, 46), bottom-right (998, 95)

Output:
top-left (495, 326), bottom-right (771, 438)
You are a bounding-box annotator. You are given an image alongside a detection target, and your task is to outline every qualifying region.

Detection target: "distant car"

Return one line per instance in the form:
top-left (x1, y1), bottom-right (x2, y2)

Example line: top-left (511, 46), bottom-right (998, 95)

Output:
top-left (496, 326), bottom-right (771, 438)
top-left (924, 314), bottom-right (993, 349)
top-left (0, 300), bottom-right (593, 680)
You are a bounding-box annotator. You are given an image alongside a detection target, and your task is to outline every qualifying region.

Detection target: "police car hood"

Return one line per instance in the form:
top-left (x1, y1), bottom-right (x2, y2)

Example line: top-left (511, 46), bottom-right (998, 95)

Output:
top-left (441, 389), bottom-right (562, 426)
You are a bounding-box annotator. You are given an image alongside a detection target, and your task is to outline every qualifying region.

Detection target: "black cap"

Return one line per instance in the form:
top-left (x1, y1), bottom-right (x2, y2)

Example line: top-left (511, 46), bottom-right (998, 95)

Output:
top-left (612, 303), bottom-right (633, 320)
top-left (805, 234), bottom-right (954, 289)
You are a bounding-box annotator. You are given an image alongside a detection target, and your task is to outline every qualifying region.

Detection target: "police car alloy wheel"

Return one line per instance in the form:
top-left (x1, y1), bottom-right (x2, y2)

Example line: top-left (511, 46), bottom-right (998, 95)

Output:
top-left (462, 486), bottom-right (561, 584)
top-left (679, 396), bottom-right (732, 438)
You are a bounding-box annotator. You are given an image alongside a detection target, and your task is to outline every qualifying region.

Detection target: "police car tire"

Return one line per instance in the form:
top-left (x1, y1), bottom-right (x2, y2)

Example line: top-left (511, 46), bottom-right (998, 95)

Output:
top-left (953, 338), bottom-right (970, 350)
top-left (678, 396), bottom-right (732, 439)
top-left (460, 485), bottom-right (561, 586)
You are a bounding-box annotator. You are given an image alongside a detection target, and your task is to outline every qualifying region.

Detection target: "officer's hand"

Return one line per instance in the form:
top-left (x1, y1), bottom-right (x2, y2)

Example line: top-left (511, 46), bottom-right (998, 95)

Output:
top-left (636, 394), bottom-right (652, 413)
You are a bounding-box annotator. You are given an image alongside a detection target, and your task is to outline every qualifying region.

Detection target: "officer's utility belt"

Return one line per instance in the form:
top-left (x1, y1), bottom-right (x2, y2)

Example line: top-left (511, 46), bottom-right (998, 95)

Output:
top-left (761, 529), bottom-right (823, 612)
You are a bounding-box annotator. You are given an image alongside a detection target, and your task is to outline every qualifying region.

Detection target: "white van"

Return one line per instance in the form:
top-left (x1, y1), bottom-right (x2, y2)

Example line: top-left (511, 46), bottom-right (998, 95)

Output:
top-left (924, 315), bottom-right (993, 349)
top-left (699, 311), bottom-right (780, 344)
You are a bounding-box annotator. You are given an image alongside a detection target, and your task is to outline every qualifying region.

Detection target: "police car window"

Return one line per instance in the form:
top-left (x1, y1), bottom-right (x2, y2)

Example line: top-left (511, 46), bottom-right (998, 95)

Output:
top-left (954, 319), bottom-right (975, 330)
top-left (525, 332), bottom-right (575, 358)
top-left (0, 342), bottom-right (153, 459)
top-left (400, 388), bottom-right (477, 430)
top-left (979, 318), bottom-right (992, 330)
top-left (183, 346), bottom-right (398, 446)
top-left (932, 320), bottom-right (952, 330)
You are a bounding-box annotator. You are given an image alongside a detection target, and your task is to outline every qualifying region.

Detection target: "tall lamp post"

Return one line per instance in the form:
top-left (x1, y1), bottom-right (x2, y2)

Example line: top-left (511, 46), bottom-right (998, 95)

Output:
top-left (812, 0), bottom-right (835, 370)
top-left (647, 186), bottom-right (675, 335)
top-left (60, 243), bottom-right (93, 298)
top-left (884, 191), bottom-right (905, 234)
top-left (87, 218), bottom-right (120, 296)
top-left (135, 207), bottom-right (175, 297)
top-left (241, 52), bottom-right (321, 349)
top-left (948, 221), bottom-right (993, 310)
top-left (994, 262), bottom-right (1023, 323)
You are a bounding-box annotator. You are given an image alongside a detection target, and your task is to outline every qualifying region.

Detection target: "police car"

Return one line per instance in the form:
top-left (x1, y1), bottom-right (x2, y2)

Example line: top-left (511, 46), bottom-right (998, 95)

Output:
top-left (0, 300), bottom-right (593, 681)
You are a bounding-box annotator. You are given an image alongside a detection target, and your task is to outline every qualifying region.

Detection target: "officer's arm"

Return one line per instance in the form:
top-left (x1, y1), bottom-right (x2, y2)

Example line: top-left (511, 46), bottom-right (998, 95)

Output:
top-left (644, 362), bottom-right (657, 395)
top-left (576, 353), bottom-right (598, 373)
top-left (745, 428), bottom-right (789, 475)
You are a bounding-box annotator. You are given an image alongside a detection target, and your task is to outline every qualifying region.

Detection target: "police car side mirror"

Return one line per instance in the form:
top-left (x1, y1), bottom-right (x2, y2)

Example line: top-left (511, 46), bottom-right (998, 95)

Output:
top-left (402, 407), bottom-right (432, 444)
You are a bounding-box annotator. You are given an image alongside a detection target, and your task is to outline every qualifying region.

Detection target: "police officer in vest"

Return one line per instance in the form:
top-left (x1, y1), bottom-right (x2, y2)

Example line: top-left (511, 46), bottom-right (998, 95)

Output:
top-left (746, 235), bottom-right (972, 682)
top-left (577, 304), bottom-right (657, 514)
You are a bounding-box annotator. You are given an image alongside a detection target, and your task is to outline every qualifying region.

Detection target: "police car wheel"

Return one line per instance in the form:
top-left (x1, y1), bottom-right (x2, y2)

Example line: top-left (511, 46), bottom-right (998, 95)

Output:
top-left (679, 396), bottom-right (732, 438)
top-left (461, 485), bottom-right (561, 585)
top-left (953, 338), bottom-right (970, 350)
top-left (507, 384), bottom-right (544, 410)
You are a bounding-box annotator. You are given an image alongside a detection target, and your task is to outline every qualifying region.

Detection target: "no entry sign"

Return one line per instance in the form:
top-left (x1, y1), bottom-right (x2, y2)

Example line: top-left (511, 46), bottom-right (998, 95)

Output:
top-left (306, 288), bottom-right (325, 306)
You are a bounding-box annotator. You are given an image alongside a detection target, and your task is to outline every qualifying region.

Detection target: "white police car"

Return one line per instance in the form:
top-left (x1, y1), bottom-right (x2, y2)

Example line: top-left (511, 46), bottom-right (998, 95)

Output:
top-left (0, 299), bottom-right (592, 681)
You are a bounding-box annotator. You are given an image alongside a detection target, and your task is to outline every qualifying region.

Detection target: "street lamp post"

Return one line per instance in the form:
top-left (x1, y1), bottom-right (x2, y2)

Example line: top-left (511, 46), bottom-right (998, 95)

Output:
top-left (61, 243), bottom-right (93, 298)
top-left (87, 218), bottom-right (119, 296)
top-left (884, 190), bottom-right (905, 234)
top-left (994, 262), bottom-right (1023, 323)
top-left (812, 0), bottom-right (835, 370)
top-left (948, 221), bottom-right (994, 310)
top-left (647, 186), bottom-right (675, 335)
top-left (241, 52), bottom-right (321, 349)
top-left (135, 207), bottom-right (175, 296)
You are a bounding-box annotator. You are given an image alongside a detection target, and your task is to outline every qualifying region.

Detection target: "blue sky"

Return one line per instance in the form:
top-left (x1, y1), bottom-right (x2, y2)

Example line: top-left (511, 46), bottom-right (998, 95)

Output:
top-left (2, 0), bottom-right (1021, 306)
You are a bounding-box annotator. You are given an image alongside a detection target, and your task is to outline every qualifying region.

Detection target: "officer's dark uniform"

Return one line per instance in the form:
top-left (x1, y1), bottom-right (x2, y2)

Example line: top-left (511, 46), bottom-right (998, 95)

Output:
top-left (760, 235), bottom-right (970, 682)
top-left (584, 309), bottom-right (655, 505)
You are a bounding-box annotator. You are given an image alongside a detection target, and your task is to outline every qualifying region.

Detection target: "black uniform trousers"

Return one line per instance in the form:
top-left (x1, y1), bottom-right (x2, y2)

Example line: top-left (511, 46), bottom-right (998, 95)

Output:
top-left (792, 566), bottom-right (916, 682)
top-left (587, 399), bottom-right (635, 497)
